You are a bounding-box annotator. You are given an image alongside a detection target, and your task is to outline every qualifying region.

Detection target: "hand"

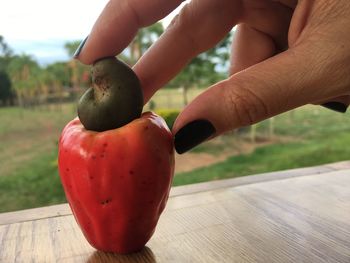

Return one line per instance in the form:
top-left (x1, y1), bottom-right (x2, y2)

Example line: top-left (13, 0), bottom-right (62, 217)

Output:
top-left (75, 0), bottom-right (350, 154)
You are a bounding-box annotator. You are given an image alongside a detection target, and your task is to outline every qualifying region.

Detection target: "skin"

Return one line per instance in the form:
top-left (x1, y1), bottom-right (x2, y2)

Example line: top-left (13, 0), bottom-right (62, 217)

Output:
top-left (76, 0), bottom-right (350, 138)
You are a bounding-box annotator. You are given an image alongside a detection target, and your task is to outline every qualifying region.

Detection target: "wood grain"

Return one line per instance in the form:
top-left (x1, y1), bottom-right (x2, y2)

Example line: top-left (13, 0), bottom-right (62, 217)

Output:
top-left (1, 163), bottom-right (350, 262)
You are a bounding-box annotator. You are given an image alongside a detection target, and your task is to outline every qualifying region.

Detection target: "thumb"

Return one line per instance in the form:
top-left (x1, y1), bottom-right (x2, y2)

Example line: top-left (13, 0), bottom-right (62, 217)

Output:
top-left (173, 45), bottom-right (344, 154)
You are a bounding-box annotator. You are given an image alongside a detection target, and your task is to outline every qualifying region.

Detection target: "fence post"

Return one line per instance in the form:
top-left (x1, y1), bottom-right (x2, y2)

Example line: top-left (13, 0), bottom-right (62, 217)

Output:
top-left (269, 117), bottom-right (275, 139)
top-left (250, 124), bottom-right (257, 143)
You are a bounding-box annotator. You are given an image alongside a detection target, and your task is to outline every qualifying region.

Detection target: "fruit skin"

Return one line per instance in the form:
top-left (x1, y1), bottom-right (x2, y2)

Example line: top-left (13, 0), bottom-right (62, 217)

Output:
top-left (78, 57), bottom-right (143, 132)
top-left (58, 112), bottom-right (174, 254)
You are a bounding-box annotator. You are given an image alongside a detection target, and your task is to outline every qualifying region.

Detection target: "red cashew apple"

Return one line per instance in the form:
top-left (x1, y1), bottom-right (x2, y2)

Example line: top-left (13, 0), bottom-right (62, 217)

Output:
top-left (58, 57), bottom-right (175, 253)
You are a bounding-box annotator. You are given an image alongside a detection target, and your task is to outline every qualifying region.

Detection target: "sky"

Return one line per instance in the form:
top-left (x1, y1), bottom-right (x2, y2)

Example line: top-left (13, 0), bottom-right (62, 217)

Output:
top-left (0, 0), bottom-right (186, 65)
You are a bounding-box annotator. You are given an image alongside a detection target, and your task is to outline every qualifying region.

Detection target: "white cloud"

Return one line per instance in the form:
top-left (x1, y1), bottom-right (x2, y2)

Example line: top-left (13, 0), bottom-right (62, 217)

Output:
top-left (0, 0), bottom-right (109, 41)
top-left (0, 0), bottom-right (187, 64)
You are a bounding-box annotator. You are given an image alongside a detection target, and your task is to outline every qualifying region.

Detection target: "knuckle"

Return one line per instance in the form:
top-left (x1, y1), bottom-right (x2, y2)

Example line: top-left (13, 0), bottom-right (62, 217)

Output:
top-left (223, 81), bottom-right (269, 128)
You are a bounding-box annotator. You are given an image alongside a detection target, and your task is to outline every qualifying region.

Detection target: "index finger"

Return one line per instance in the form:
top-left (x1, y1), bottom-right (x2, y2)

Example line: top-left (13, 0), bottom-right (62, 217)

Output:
top-left (76, 0), bottom-right (184, 64)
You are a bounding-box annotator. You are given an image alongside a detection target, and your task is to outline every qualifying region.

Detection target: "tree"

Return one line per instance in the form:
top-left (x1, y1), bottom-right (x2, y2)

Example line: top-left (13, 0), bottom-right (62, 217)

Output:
top-left (167, 32), bottom-right (232, 106)
top-left (0, 71), bottom-right (12, 105)
top-left (64, 41), bottom-right (80, 57)
top-left (128, 22), bottom-right (164, 65)
top-left (43, 62), bottom-right (73, 105)
top-left (0, 36), bottom-right (13, 105)
top-left (7, 54), bottom-right (41, 107)
top-left (46, 62), bottom-right (71, 87)
top-left (64, 41), bottom-right (90, 91)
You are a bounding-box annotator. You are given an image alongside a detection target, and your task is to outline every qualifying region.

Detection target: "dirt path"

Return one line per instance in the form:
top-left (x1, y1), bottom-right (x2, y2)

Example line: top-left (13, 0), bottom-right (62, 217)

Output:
top-left (175, 152), bottom-right (229, 173)
top-left (174, 140), bottom-right (271, 174)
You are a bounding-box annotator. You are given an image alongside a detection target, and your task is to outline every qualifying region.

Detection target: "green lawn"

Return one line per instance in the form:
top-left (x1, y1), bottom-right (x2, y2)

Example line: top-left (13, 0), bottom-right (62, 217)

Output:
top-left (0, 105), bottom-right (75, 212)
top-left (174, 132), bottom-right (350, 186)
top-left (0, 101), bottom-right (349, 212)
top-left (175, 106), bottom-right (350, 185)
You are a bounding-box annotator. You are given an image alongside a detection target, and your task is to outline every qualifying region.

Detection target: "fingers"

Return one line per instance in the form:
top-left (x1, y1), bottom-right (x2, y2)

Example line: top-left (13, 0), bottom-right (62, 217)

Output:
top-left (133, 0), bottom-right (241, 102)
top-left (228, 1), bottom-right (293, 76)
top-left (76, 0), bottom-right (184, 64)
top-left (241, 0), bottom-right (293, 51)
top-left (229, 24), bottom-right (276, 75)
top-left (173, 42), bottom-right (344, 153)
top-left (135, 0), bottom-right (293, 102)
top-left (324, 96), bottom-right (350, 106)
top-left (232, 20), bottom-right (349, 115)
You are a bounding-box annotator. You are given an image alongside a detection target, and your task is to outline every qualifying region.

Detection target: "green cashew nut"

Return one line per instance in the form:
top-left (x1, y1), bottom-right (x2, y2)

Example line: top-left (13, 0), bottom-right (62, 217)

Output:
top-left (78, 57), bottom-right (144, 132)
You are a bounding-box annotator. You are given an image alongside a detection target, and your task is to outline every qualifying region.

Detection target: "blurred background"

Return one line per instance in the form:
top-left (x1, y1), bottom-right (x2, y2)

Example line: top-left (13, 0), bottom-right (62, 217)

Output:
top-left (1, 1), bottom-right (350, 213)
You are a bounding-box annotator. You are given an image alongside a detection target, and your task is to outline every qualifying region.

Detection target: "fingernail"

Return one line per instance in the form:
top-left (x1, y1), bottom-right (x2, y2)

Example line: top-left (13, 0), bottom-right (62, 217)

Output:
top-left (322, 102), bottom-right (348, 113)
top-left (73, 36), bottom-right (88, 59)
top-left (174, 120), bottom-right (216, 154)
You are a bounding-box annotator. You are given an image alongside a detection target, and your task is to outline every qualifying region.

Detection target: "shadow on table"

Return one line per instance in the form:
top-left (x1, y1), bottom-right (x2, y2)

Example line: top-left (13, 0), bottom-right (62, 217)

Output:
top-left (86, 246), bottom-right (156, 263)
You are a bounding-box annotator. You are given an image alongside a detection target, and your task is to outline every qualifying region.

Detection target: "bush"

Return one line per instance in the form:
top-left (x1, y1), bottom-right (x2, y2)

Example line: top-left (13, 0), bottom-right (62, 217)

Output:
top-left (155, 108), bottom-right (180, 129)
top-left (0, 71), bottom-right (12, 105)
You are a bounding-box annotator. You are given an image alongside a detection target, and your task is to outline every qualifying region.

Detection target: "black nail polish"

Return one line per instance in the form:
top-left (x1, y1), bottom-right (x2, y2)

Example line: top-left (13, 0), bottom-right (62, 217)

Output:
top-left (73, 36), bottom-right (88, 58)
top-left (174, 120), bottom-right (216, 154)
top-left (322, 102), bottom-right (347, 113)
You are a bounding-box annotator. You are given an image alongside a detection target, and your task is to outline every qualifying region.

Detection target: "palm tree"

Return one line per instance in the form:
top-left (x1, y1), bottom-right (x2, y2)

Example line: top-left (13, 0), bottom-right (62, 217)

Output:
top-left (7, 54), bottom-right (41, 107)
top-left (128, 22), bottom-right (164, 65)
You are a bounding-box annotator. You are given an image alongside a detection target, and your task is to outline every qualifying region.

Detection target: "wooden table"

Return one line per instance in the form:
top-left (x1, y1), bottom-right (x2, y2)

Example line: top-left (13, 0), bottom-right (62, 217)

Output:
top-left (1, 161), bottom-right (350, 262)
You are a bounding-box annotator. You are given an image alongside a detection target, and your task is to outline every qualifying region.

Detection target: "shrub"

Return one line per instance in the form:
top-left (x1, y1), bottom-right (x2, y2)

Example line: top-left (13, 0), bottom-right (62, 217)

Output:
top-left (155, 108), bottom-right (180, 129)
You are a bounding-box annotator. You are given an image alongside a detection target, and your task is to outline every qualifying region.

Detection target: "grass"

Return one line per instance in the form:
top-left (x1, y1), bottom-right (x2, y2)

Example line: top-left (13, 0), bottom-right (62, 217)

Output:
top-left (174, 132), bottom-right (350, 186)
top-left (144, 88), bottom-right (202, 109)
top-left (0, 104), bottom-right (75, 212)
top-left (0, 149), bottom-right (66, 212)
top-left (0, 96), bottom-right (350, 212)
top-left (174, 106), bottom-right (350, 186)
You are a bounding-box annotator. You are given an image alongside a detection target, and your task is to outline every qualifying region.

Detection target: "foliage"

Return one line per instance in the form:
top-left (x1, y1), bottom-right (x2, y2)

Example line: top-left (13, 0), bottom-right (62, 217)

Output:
top-left (0, 35), bottom-right (13, 58)
top-left (64, 41), bottom-right (81, 57)
top-left (0, 36), bottom-right (13, 104)
top-left (64, 40), bottom-right (92, 90)
top-left (0, 36), bottom-right (93, 107)
top-left (7, 54), bottom-right (43, 106)
top-left (45, 62), bottom-right (71, 87)
top-left (155, 108), bottom-right (180, 129)
top-left (166, 32), bottom-right (232, 105)
top-left (168, 32), bottom-right (231, 89)
top-left (0, 71), bottom-right (12, 105)
top-left (126, 22), bottom-right (164, 65)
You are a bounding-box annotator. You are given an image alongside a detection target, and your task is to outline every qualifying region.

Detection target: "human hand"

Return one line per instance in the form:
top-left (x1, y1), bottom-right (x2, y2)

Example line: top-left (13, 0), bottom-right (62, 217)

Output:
top-left (75, 0), bottom-right (350, 154)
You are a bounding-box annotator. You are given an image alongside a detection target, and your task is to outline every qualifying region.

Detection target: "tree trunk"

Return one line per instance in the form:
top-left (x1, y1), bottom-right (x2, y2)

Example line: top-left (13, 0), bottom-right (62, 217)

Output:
top-left (269, 117), bottom-right (275, 139)
top-left (182, 86), bottom-right (189, 106)
top-left (250, 124), bottom-right (257, 143)
top-left (130, 39), bottom-right (142, 65)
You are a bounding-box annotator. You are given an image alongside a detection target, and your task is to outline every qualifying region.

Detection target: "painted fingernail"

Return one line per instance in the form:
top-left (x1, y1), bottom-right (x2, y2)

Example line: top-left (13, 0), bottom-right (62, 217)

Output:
top-left (73, 36), bottom-right (88, 59)
top-left (174, 120), bottom-right (216, 154)
top-left (322, 102), bottom-right (348, 113)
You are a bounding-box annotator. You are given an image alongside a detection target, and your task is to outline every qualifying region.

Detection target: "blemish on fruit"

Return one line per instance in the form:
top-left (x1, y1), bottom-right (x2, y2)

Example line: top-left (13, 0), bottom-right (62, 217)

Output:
top-left (101, 198), bottom-right (112, 205)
